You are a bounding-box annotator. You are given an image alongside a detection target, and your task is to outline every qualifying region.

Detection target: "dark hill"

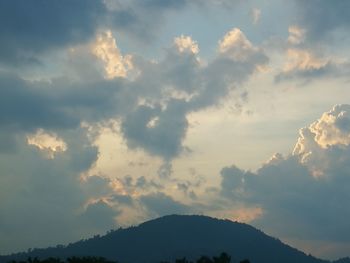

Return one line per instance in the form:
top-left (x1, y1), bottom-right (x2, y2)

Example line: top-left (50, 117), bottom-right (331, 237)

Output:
top-left (0, 215), bottom-right (343, 263)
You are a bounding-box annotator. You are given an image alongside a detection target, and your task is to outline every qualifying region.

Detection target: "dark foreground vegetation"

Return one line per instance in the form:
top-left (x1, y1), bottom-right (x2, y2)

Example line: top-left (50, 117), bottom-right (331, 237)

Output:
top-left (8, 253), bottom-right (250, 263)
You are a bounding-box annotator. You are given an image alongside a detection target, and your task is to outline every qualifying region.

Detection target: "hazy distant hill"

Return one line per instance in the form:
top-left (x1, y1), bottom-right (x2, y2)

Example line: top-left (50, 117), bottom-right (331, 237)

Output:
top-left (0, 215), bottom-right (348, 263)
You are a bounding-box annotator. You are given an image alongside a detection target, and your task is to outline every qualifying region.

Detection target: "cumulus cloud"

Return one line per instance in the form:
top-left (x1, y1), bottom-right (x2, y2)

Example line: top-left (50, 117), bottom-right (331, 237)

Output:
top-left (293, 104), bottom-right (350, 177)
top-left (0, 0), bottom-right (272, 166)
top-left (119, 29), bottom-right (267, 160)
top-left (219, 104), bottom-right (350, 247)
top-left (307, 105), bottom-right (350, 148)
top-left (92, 31), bottom-right (133, 79)
top-left (174, 35), bottom-right (200, 54)
top-left (0, 8), bottom-right (267, 161)
top-left (218, 28), bottom-right (258, 61)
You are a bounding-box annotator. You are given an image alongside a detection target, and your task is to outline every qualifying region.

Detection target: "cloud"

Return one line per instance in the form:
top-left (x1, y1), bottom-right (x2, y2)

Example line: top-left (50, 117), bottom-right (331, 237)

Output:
top-left (174, 35), bottom-right (200, 54)
top-left (251, 8), bottom-right (261, 25)
top-left (275, 48), bottom-right (350, 82)
top-left (92, 31), bottom-right (133, 79)
top-left (293, 104), bottom-right (350, 177)
top-left (218, 28), bottom-right (258, 60)
top-left (140, 192), bottom-right (190, 217)
top-left (0, 2), bottom-right (267, 159)
top-left (287, 26), bottom-right (306, 45)
top-left (0, 28), bottom-right (263, 161)
top-left (305, 104), bottom-right (350, 148)
top-left (0, 128), bottom-right (115, 253)
top-left (294, 0), bottom-right (350, 42)
top-left (0, 0), bottom-right (191, 67)
top-left (0, 72), bottom-right (79, 132)
top-left (0, 0), bottom-right (107, 66)
top-left (27, 129), bottom-right (67, 159)
top-left (80, 200), bottom-right (120, 231)
top-left (119, 29), bottom-right (267, 160)
top-left (0, 0), bottom-right (250, 68)
top-left (121, 100), bottom-right (189, 159)
top-left (219, 104), bottom-right (350, 245)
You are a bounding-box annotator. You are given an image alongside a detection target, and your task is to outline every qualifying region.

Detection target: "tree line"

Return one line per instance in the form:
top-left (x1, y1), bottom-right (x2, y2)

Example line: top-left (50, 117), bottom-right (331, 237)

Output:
top-left (7, 252), bottom-right (250, 263)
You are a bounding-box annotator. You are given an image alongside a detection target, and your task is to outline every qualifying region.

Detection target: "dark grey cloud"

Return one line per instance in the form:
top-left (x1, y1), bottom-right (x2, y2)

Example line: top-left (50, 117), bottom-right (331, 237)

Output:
top-left (0, 0), bottom-right (194, 67)
top-left (110, 194), bottom-right (134, 206)
top-left (271, 1), bottom-right (350, 83)
top-left (0, 0), bottom-right (107, 66)
top-left (0, 73), bottom-right (78, 130)
top-left (0, 0), bottom-right (248, 68)
top-left (80, 200), bottom-right (120, 231)
top-left (121, 99), bottom-right (189, 159)
top-left (107, 175), bottom-right (163, 202)
top-left (220, 156), bottom-right (350, 241)
top-left (0, 128), bottom-right (120, 253)
top-left (140, 192), bottom-right (190, 217)
top-left (294, 0), bottom-right (350, 42)
top-left (0, 71), bottom-right (138, 152)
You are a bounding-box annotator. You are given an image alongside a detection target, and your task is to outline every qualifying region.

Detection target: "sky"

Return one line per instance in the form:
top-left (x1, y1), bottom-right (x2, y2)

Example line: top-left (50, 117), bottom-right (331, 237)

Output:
top-left (1, 0), bottom-right (350, 260)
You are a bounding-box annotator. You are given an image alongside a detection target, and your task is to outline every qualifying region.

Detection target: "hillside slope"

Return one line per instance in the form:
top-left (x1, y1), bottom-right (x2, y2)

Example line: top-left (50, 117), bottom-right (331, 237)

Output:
top-left (0, 215), bottom-right (338, 263)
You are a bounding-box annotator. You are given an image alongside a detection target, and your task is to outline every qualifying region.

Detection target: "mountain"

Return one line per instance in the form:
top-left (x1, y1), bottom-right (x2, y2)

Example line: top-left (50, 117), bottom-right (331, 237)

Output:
top-left (0, 215), bottom-right (346, 263)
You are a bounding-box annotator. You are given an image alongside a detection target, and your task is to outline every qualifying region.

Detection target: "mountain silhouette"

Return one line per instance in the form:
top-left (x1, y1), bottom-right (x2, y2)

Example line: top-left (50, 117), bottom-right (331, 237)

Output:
top-left (0, 215), bottom-right (348, 263)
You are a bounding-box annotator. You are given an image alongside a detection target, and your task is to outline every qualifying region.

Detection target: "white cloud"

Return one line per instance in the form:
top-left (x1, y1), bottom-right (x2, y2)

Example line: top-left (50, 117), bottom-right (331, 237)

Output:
top-left (293, 104), bottom-right (350, 177)
top-left (174, 35), bottom-right (199, 54)
top-left (309, 104), bottom-right (350, 148)
top-left (27, 129), bottom-right (67, 159)
top-left (218, 28), bottom-right (258, 61)
top-left (92, 30), bottom-right (133, 79)
top-left (293, 105), bottom-right (350, 155)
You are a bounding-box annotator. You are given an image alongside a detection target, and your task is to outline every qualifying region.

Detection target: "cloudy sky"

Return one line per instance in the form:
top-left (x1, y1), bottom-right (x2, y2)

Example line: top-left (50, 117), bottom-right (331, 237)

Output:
top-left (1, 0), bottom-right (350, 260)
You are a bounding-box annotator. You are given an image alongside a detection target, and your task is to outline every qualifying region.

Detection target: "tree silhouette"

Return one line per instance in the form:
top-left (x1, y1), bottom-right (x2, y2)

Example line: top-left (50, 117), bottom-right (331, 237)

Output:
top-left (6, 252), bottom-right (249, 263)
top-left (213, 252), bottom-right (231, 263)
top-left (196, 256), bottom-right (213, 263)
top-left (175, 257), bottom-right (190, 263)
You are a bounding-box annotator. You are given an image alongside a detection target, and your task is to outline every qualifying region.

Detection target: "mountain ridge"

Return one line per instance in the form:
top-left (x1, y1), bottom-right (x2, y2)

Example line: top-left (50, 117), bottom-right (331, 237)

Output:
top-left (1, 215), bottom-right (348, 263)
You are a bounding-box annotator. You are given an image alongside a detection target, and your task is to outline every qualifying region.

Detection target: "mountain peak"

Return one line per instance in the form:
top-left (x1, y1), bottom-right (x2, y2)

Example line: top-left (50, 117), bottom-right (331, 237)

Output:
top-left (0, 215), bottom-right (329, 263)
